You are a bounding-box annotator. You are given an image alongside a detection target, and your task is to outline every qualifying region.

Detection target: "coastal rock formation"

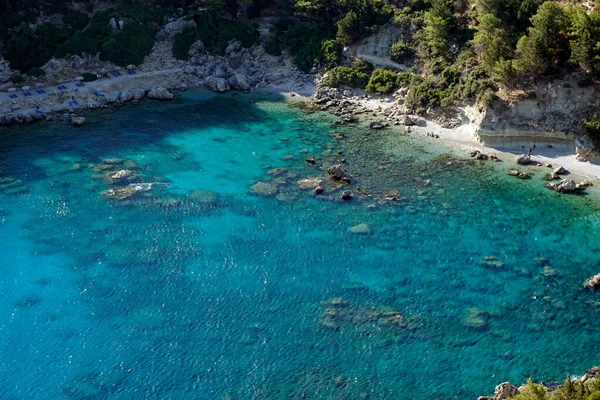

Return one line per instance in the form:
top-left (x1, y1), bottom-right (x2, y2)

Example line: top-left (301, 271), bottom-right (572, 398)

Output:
top-left (206, 76), bottom-right (231, 93)
top-left (133, 89), bottom-right (146, 101)
top-left (545, 179), bottom-right (578, 193)
top-left (147, 87), bottom-right (174, 101)
top-left (476, 81), bottom-right (600, 151)
top-left (494, 382), bottom-right (520, 400)
top-left (119, 90), bottom-right (133, 103)
top-left (584, 273), bottom-right (600, 290)
top-left (228, 73), bottom-right (250, 91)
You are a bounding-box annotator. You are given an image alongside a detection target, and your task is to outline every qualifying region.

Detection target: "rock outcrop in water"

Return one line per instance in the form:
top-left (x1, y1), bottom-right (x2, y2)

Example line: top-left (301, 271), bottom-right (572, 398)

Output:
top-left (584, 273), bottom-right (600, 290)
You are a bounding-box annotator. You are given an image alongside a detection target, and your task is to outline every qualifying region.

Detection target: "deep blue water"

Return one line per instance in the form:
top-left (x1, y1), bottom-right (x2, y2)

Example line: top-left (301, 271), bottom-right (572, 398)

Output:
top-left (1, 91), bottom-right (600, 399)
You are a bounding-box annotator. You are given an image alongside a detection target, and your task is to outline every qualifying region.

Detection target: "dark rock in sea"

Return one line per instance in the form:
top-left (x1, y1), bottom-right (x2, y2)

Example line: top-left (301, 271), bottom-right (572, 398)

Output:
top-left (369, 121), bottom-right (385, 130)
top-left (14, 295), bottom-right (41, 309)
top-left (249, 181), bottom-right (278, 197)
top-left (327, 164), bottom-right (345, 180)
top-left (341, 190), bottom-right (353, 200)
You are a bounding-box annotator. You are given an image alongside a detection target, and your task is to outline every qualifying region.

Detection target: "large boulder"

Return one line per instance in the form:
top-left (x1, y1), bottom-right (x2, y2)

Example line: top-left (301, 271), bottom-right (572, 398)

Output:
top-left (188, 40), bottom-right (205, 57)
top-left (546, 179), bottom-right (578, 193)
top-left (516, 154), bottom-right (531, 165)
top-left (494, 382), bottom-right (520, 400)
top-left (163, 18), bottom-right (196, 36)
top-left (106, 91), bottom-right (121, 103)
top-left (119, 90), bottom-right (133, 103)
top-left (132, 89), bottom-right (145, 100)
top-left (206, 76), bottom-right (231, 93)
top-left (147, 87), bottom-right (174, 101)
top-left (349, 223), bottom-right (372, 235)
top-left (229, 73), bottom-right (250, 91)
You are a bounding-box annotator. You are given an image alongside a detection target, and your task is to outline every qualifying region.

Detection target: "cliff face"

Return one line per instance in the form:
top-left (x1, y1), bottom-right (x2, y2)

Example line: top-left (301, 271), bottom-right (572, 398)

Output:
top-left (476, 81), bottom-right (599, 154)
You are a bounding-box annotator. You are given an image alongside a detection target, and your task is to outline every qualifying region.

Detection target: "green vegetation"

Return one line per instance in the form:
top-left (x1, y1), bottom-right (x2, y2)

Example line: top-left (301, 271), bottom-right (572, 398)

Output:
top-left (81, 72), bottom-right (98, 82)
top-left (390, 40), bottom-right (414, 63)
top-left (511, 375), bottom-right (600, 400)
top-left (9, 75), bottom-right (24, 84)
top-left (323, 66), bottom-right (370, 89)
top-left (26, 67), bottom-right (45, 78)
top-left (585, 120), bottom-right (600, 145)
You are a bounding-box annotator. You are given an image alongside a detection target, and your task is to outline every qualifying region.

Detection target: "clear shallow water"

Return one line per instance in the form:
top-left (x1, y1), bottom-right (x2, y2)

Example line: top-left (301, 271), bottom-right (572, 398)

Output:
top-left (1, 91), bottom-right (600, 399)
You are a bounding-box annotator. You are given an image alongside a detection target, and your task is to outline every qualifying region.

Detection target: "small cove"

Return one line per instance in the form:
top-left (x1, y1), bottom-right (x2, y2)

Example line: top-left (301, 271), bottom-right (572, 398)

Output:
top-left (1, 91), bottom-right (600, 399)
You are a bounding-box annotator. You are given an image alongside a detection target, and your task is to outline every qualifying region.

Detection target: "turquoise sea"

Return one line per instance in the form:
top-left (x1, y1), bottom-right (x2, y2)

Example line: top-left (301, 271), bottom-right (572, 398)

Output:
top-left (1, 91), bottom-right (600, 399)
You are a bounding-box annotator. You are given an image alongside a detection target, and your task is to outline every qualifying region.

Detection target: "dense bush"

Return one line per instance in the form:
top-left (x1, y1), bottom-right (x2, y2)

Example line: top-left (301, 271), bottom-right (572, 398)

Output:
top-left (172, 27), bottom-right (197, 60)
top-left (366, 69), bottom-right (416, 94)
top-left (322, 66), bottom-right (370, 89)
top-left (405, 78), bottom-right (445, 110)
top-left (264, 36), bottom-right (282, 56)
top-left (193, 13), bottom-right (259, 54)
top-left (81, 72), bottom-right (98, 82)
top-left (63, 9), bottom-right (89, 31)
top-left (284, 24), bottom-right (332, 72)
top-left (585, 120), bottom-right (600, 146)
top-left (390, 40), bottom-right (413, 63)
top-left (26, 67), bottom-right (45, 77)
top-left (100, 23), bottom-right (155, 67)
top-left (9, 75), bottom-right (24, 84)
top-left (321, 39), bottom-right (342, 69)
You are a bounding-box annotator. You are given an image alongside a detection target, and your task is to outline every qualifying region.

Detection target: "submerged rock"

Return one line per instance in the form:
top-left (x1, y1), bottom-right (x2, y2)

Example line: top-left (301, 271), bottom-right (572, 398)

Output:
top-left (105, 169), bottom-right (137, 184)
top-left (508, 170), bottom-right (530, 179)
top-left (462, 307), bottom-right (488, 330)
top-left (480, 255), bottom-right (504, 269)
top-left (297, 177), bottom-right (323, 190)
top-left (249, 181), bottom-right (278, 197)
top-left (188, 189), bottom-right (219, 205)
top-left (369, 121), bottom-right (385, 130)
top-left (349, 223), bottom-right (372, 235)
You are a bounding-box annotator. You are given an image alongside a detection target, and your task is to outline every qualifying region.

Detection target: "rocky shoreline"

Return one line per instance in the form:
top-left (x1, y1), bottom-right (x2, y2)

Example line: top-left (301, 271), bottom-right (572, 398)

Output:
top-left (478, 366), bottom-right (600, 400)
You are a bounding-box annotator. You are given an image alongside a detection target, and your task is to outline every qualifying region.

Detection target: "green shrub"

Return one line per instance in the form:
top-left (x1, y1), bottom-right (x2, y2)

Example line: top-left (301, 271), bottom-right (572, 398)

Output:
top-left (323, 66), bottom-right (369, 89)
top-left (585, 120), bottom-right (600, 146)
top-left (284, 24), bottom-right (332, 72)
top-left (64, 9), bottom-right (89, 31)
top-left (366, 69), bottom-right (400, 94)
top-left (351, 59), bottom-right (374, 74)
top-left (406, 78), bottom-right (445, 110)
top-left (26, 67), bottom-right (45, 77)
top-left (172, 27), bottom-right (197, 60)
top-left (512, 381), bottom-right (548, 400)
top-left (390, 40), bottom-right (413, 63)
top-left (479, 88), bottom-right (498, 108)
top-left (81, 72), bottom-right (98, 82)
top-left (9, 75), bottom-right (24, 84)
top-left (264, 36), bottom-right (282, 56)
top-left (100, 23), bottom-right (155, 67)
top-left (322, 39), bottom-right (342, 69)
